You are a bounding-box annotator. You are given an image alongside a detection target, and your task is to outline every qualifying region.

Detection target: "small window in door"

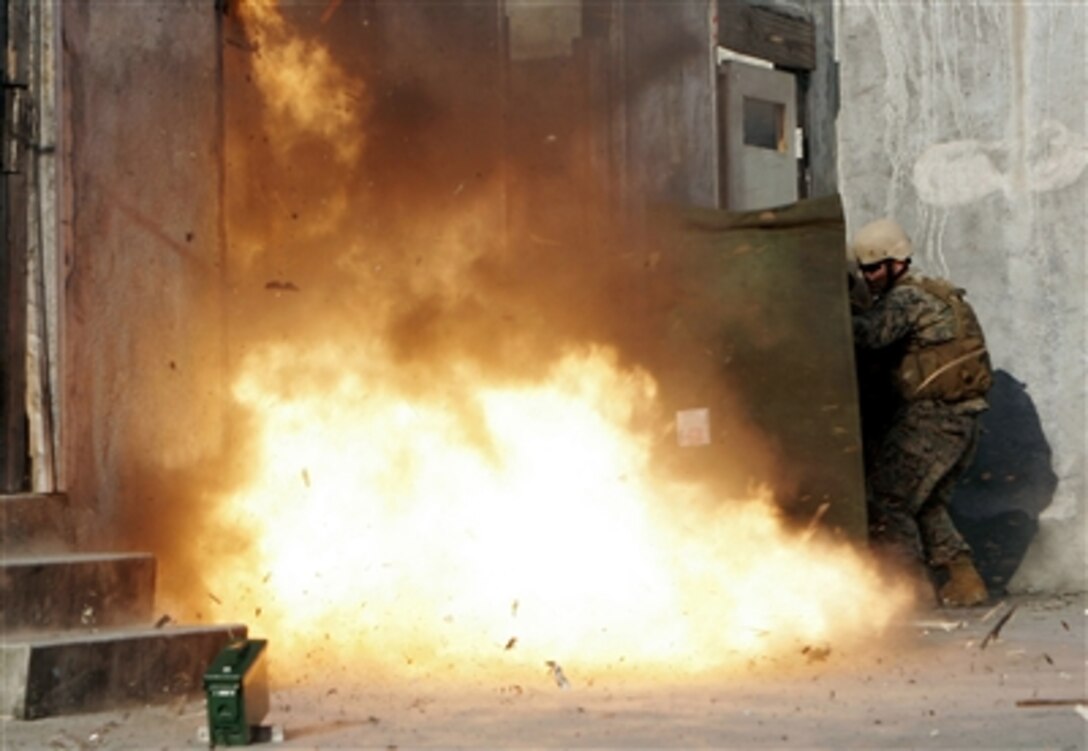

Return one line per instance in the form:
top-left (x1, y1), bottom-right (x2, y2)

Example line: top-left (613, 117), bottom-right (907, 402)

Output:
top-left (743, 96), bottom-right (785, 152)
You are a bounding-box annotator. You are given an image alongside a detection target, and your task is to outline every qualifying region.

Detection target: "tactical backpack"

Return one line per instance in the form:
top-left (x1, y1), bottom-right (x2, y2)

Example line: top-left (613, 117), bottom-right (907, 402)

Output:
top-left (895, 276), bottom-right (993, 402)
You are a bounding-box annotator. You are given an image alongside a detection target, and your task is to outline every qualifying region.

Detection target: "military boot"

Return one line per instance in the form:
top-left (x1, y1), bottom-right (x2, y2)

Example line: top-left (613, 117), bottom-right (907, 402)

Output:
top-left (938, 553), bottom-right (988, 607)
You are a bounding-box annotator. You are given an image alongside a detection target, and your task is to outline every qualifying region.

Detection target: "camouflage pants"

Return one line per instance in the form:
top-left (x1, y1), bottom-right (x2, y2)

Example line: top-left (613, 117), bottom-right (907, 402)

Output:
top-left (866, 400), bottom-right (978, 568)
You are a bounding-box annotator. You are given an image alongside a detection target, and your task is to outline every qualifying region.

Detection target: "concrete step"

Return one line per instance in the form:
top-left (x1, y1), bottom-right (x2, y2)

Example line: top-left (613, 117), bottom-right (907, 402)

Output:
top-left (0, 552), bottom-right (156, 632)
top-left (1, 622), bottom-right (248, 719)
top-left (0, 493), bottom-right (73, 553)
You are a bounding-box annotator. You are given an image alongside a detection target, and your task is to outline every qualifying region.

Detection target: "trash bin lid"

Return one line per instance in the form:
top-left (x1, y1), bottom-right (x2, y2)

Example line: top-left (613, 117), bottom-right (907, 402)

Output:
top-left (204, 639), bottom-right (267, 684)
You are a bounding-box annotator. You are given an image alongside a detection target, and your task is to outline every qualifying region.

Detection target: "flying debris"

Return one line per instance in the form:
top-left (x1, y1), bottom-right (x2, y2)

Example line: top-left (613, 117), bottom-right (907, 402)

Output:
top-left (545, 660), bottom-right (571, 689)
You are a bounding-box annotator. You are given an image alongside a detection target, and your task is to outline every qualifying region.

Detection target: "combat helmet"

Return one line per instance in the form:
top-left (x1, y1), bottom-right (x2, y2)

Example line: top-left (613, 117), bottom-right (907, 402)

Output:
top-left (850, 218), bottom-right (913, 266)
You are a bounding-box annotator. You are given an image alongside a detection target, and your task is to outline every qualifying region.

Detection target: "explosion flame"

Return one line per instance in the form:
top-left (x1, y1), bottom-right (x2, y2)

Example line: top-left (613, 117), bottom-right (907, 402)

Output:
top-left (178, 0), bottom-right (915, 686)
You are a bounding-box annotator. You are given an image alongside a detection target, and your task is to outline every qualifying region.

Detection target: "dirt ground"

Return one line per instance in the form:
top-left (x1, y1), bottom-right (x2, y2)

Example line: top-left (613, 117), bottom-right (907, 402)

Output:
top-left (2, 593), bottom-right (1085, 750)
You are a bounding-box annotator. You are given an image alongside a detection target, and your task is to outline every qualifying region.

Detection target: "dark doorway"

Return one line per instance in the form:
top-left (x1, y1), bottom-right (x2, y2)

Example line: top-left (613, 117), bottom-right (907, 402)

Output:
top-left (1, 0), bottom-right (30, 492)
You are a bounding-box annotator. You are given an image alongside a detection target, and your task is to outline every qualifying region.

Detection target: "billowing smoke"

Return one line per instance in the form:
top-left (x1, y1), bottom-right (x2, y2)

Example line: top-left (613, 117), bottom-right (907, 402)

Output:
top-left (114, 1), bottom-right (910, 686)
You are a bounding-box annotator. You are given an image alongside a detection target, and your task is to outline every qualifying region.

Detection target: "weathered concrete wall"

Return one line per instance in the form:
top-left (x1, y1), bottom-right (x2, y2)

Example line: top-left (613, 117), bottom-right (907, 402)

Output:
top-left (836, 2), bottom-right (1087, 592)
top-left (62, 3), bottom-right (225, 539)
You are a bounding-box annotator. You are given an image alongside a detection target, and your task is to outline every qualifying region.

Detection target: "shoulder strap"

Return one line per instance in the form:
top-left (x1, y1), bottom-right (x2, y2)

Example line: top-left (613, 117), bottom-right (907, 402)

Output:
top-left (897, 275), bottom-right (968, 339)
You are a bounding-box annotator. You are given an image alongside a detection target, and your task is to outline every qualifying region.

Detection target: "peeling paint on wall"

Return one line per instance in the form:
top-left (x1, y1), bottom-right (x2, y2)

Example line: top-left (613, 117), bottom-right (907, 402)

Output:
top-left (912, 120), bottom-right (1088, 206)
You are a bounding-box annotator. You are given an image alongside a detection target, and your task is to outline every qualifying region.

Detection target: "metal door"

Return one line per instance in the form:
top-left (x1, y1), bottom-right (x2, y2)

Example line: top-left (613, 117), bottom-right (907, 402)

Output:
top-left (718, 60), bottom-right (797, 211)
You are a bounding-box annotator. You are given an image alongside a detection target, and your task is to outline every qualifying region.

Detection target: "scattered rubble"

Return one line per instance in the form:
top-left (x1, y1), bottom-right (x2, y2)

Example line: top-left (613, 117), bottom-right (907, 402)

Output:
top-left (913, 619), bottom-right (966, 633)
top-left (980, 604), bottom-right (1019, 650)
top-left (546, 660), bottom-right (571, 689)
top-left (1015, 698), bottom-right (1087, 708)
top-left (801, 644), bottom-right (831, 663)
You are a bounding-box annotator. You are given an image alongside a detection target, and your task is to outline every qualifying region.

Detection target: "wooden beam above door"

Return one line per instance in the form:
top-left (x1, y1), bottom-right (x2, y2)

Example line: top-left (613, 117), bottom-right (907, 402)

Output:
top-left (718, 1), bottom-right (815, 71)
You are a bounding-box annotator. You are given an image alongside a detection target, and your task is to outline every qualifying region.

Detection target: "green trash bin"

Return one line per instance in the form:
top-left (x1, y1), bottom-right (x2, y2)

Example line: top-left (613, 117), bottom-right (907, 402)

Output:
top-left (203, 639), bottom-right (270, 747)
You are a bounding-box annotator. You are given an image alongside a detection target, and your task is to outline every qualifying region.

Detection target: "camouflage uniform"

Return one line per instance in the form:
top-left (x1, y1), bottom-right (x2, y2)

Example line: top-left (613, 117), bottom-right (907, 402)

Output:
top-left (853, 274), bottom-right (991, 568)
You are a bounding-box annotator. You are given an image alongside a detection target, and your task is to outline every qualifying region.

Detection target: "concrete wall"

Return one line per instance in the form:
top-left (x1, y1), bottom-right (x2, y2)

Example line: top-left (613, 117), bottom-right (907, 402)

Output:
top-left (62, 2), bottom-right (225, 538)
top-left (836, 2), bottom-right (1087, 593)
